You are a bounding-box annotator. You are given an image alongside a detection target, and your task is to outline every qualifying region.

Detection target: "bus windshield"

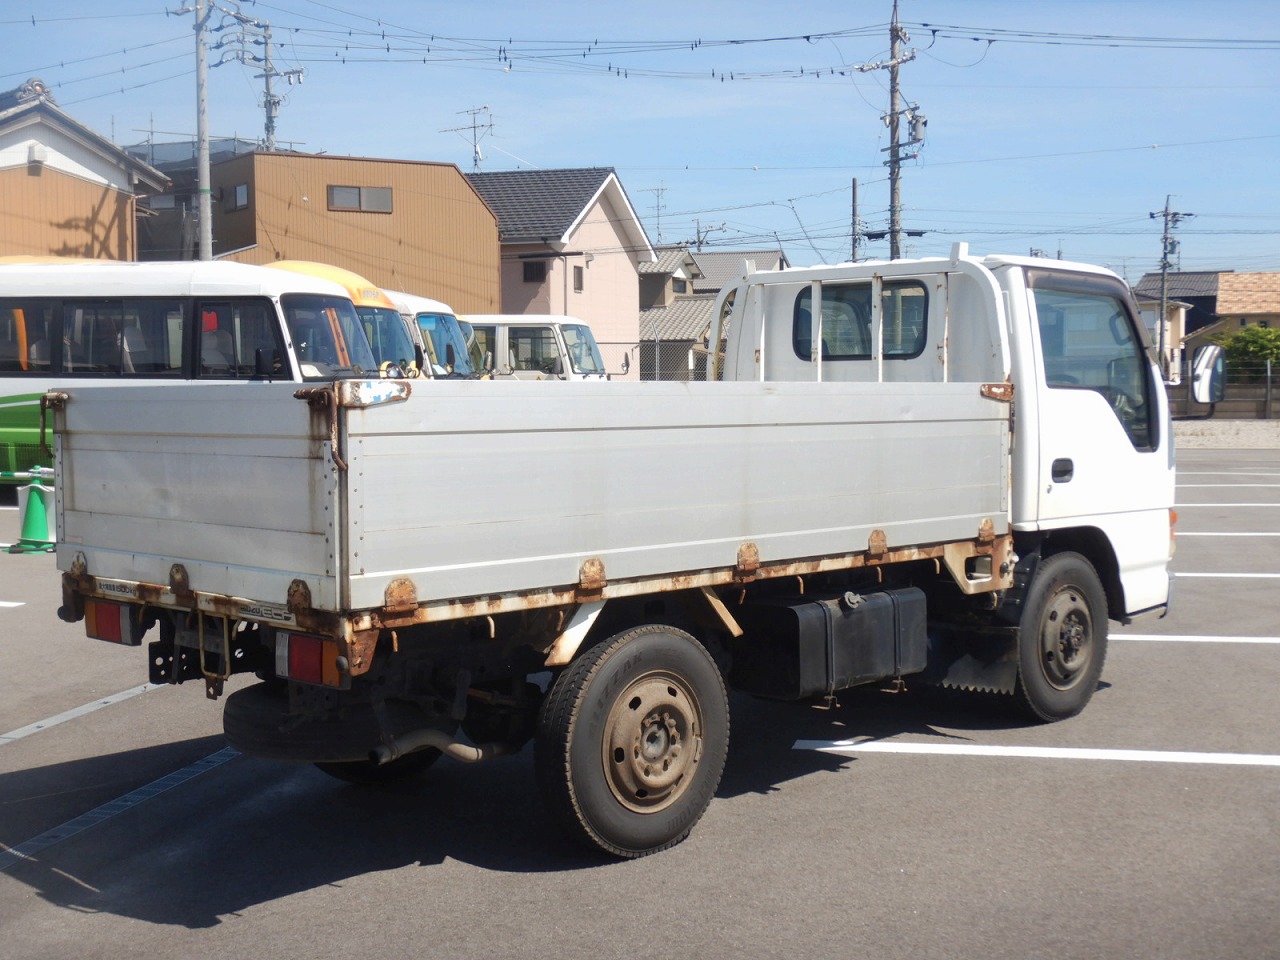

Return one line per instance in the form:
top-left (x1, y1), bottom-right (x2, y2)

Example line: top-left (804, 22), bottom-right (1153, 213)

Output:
top-left (416, 313), bottom-right (476, 377)
top-left (457, 318), bottom-right (486, 374)
top-left (563, 323), bottom-right (606, 375)
top-left (357, 305), bottom-right (419, 373)
top-left (281, 294), bottom-right (377, 376)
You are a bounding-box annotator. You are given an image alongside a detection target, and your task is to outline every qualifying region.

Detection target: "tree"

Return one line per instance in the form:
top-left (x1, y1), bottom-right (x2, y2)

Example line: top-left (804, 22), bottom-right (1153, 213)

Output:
top-left (1211, 325), bottom-right (1280, 382)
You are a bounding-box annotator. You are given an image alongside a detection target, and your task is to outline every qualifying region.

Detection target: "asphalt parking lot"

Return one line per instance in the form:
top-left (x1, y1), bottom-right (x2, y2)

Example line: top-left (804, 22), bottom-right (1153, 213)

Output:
top-left (0, 445), bottom-right (1277, 960)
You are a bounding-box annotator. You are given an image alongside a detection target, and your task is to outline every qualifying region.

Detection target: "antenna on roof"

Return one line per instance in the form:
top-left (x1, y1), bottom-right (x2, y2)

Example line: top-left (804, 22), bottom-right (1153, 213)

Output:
top-left (442, 106), bottom-right (493, 173)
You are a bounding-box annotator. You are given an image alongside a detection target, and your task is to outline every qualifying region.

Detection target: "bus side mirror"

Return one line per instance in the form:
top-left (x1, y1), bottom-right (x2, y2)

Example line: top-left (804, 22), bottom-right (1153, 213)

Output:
top-left (254, 347), bottom-right (275, 380)
top-left (552, 356), bottom-right (564, 377)
top-left (1191, 345), bottom-right (1225, 405)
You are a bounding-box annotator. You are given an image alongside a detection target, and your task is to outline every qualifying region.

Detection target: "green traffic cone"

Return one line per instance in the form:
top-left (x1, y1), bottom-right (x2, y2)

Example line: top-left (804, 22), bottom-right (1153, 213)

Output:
top-left (9, 481), bottom-right (55, 554)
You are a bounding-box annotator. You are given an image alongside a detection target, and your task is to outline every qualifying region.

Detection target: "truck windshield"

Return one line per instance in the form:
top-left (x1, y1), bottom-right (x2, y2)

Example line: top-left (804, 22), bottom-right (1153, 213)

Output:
top-left (357, 305), bottom-right (418, 373)
top-left (416, 313), bottom-right (476, 377)
top-left (563, 324), bottom-right (606, 375)
top-left (281, 293), bottom-right (378, 378)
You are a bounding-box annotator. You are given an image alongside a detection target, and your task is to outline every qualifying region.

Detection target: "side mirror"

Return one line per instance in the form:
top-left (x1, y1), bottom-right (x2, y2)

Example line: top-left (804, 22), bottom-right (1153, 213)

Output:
top-left (551, 356), bottom-right (564, 377)
top-left (446, 343), bottom-right (456, 373)
top-left (620, 354), bottom-right (631, 376)
top-left (254, 347), bottom-right (275, 380)
top-left (1191, 345), bottom-right (1225, 405)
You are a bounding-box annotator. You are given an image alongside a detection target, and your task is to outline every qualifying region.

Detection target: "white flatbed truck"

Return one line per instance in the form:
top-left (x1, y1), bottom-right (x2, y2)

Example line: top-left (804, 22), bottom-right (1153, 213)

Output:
top-left (51, 244), bottom-right (1175, 857)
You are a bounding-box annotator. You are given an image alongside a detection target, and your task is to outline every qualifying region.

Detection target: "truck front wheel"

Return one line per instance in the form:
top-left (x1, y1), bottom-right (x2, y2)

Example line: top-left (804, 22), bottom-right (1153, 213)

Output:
top-left (535, 624), bottom-right (729, 858)
top-left (1014, 551), bottom-right (1108, 722)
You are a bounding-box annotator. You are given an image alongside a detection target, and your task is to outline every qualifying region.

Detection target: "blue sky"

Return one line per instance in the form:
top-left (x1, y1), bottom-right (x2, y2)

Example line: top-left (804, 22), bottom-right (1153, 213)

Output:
top-left (3, 0), bottom-right (1277, 282)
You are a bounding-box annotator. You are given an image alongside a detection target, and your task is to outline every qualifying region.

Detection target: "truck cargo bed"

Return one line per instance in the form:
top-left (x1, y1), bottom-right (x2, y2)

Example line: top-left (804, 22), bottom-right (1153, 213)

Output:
top-left (56, 378), bottom-right (1010, 622)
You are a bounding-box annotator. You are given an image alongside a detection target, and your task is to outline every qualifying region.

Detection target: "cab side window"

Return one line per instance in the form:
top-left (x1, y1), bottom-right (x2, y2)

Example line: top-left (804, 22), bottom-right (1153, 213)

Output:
top-left (1032, 280), bottom-right (1154, 450)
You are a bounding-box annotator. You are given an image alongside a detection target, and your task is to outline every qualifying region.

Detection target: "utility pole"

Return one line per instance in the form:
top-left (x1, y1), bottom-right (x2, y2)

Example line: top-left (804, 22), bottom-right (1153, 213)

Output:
top-left (851, 177), bottom-right (860, 262)
top-left (694, 220), bottom-right (725, 251)
top-left (194, 0), bottom-right (212, 260)
top-left (211, 7), bottom-right (304, 152)
top-left (258, 26), bottom-right (304, 151)
top-left (858, 1), bottom-right (921, 260)
top-left (887, 3), bottom-right (904, 260)
top-left (1149, 195), bottom-right (1194, 380)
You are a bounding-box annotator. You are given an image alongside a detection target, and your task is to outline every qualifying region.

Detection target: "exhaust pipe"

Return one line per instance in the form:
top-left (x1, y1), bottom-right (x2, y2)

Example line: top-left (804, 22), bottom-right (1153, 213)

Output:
top-left (370, 728), bottom-right (511, 765)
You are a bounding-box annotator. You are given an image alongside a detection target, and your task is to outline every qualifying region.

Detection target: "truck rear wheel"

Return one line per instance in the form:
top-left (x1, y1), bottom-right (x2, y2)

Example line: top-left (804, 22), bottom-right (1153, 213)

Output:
top-left (1014, 551), bottom-right (1108, 722)
top-left (535, 624), bottom-right (729, 859)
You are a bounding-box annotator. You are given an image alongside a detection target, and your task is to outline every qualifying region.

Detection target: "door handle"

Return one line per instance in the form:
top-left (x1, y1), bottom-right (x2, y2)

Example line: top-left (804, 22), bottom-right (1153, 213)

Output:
top-left (1052, 458), bottom-right (1074, 482)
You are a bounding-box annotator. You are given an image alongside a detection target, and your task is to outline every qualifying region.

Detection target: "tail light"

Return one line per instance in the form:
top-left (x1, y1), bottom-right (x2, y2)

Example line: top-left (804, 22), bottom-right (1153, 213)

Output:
top-left (84, 599), bottom-right (142, 646)
top-left (276, 632), bottom-right (343, 687)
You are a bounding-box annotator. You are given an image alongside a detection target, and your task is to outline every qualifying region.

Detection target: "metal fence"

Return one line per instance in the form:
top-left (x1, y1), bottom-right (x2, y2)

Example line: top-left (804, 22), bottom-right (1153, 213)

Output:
top-left (1171, 357), bottom-right (1280, 419)
top-left (596, 341), bottom-right (713, 382)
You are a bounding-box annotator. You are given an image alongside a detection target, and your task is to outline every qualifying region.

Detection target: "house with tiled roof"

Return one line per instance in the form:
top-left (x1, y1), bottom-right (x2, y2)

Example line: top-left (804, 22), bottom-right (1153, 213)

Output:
top-left (689, 248), bottom-right (788, 293)
top-left (0, 78), bottom-right (166, 259)
top-left (465, 167), bottom-right (654, 355)
top-left (637, 244), bottom-right (789, 379)
top-left (1134, 269), bottom-right (1280, 377)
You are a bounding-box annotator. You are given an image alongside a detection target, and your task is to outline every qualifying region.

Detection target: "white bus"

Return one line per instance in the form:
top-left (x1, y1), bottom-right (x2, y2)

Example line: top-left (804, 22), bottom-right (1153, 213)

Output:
top-left (0, 259), bottom-right (377, 478)
top-left (464, 314), bottom-right (608, 381)
top-left (385, 290), bottom-right (479, 378)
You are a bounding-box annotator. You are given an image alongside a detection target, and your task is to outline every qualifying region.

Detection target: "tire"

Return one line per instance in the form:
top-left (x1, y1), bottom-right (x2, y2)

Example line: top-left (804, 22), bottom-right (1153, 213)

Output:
top-left (1013, 551), bottom-right (1108, 722)
top-left (535, 624), bottom-right (730, 859)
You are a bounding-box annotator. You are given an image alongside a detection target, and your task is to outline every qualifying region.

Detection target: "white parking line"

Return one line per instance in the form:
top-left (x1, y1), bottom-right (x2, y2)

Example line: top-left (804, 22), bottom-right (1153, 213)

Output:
top-left (1175, 503), bottom-right (1280, 508)
top-left (1176, 532), bottom-right (1280, 537)
top-left (1113, 634), bottom-right (1280, 644)
top-left (0, 600), bottom-right (23, 608)
top-left (1180, 484), bottom-right (1280, 488)
top-left (0, 747), bottom-right (239, 872)
top-left (1174, 572), bottom-right (1280, 579)
top-left (1179, 472), bottom-right (1280, 478)
top-left (0, 684), bottom-right (159, 746)
top-left (793, 740), bottom-right (1280, 767)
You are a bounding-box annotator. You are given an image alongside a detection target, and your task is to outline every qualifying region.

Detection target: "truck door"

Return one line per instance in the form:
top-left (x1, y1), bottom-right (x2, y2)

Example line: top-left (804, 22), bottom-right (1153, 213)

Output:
top-left (1025, 269), bottom-right (1172, 578)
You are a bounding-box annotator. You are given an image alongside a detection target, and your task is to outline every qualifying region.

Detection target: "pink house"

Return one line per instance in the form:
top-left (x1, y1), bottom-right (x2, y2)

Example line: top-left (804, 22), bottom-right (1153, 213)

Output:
top-left (465, 167), bottom-right (654, 353)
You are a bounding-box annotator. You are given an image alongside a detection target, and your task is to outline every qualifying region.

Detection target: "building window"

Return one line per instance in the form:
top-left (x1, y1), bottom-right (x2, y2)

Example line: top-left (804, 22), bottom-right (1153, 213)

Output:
top-left (573, 265), bottom-right (585, 293)
top-left (327, 185), bottom-right (393, 213)
top-left (523, 260), bottom-right (547, 283)
top-left (226, 183), bottom-right (249, 211)
top-left (673, 278), bottom-right (688, 294)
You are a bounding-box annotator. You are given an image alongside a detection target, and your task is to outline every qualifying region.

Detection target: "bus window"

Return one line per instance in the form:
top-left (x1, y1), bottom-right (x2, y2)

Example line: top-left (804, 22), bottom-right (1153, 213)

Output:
top-left (59, 299), bottom-right (183, 376)
top-left (198, 299), bottom-right (284, 378)
top-left (510, 326), bottom-right (559, 373)
top-left (281, 293), bottom-right (375, 374)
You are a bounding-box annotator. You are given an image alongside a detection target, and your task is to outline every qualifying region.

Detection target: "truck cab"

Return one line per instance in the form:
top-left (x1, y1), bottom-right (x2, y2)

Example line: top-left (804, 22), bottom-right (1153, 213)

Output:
top-left (711, 242), bottom-right (1173, 624)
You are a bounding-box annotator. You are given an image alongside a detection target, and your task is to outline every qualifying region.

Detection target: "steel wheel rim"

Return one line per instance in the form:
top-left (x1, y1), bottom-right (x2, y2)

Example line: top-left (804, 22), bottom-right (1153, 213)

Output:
top-left (601, 671), bottom-right (703, 814)
top-left (1040, 586), bottom-right (1093, 689)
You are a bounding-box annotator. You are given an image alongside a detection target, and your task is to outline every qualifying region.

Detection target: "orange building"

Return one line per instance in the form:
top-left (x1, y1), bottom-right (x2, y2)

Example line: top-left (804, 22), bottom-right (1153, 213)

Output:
top-left (208, 151), bottom-right (501, 314)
